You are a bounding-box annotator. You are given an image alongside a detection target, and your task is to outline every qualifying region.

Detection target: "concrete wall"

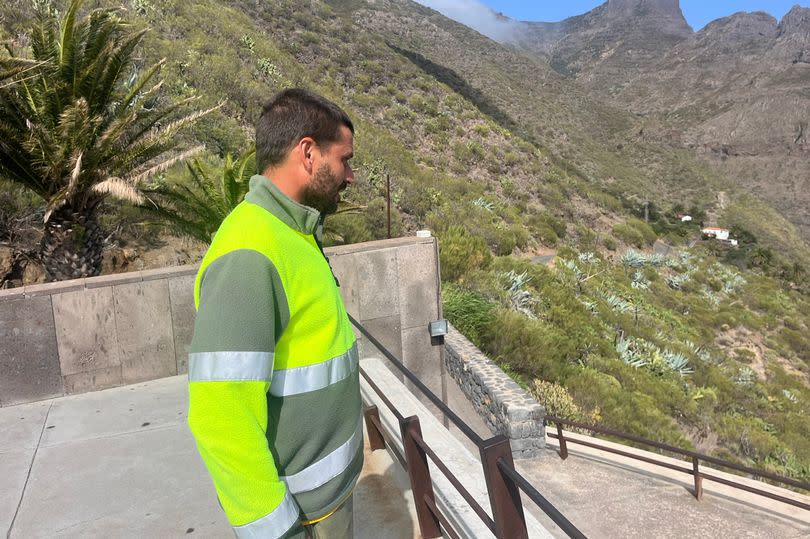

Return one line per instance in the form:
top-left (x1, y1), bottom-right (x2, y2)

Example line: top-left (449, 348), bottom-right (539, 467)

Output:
top-left (0, 266), bottom-right (196, 406)
top-left (0, 236), bottom-right (443, 407)
top-left (326, 236), bottom-right (444, 399)
top-left (444, 324), bottom-right (546, 459)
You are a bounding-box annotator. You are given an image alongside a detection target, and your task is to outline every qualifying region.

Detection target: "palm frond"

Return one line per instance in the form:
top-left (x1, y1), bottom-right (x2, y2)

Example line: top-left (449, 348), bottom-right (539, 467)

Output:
top-left (65, 151), bottom-right (83, 201)
top-left (124, 145), bottom-right (205, 186)
top-left (119, 59), bottom-right (165, 113)
top-left (89, 28), bottom-right (148, 113)
top-left (91, 176), bottom-right (144, 204)
top-left (141, 148), bottom-right (256, 244)
top-left (58, 0), bottom-right (83, 71)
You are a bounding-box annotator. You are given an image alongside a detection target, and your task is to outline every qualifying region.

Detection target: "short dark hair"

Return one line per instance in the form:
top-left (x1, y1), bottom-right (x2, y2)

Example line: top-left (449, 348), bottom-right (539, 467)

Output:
top-left (256, 88), bottom-right (354, 173)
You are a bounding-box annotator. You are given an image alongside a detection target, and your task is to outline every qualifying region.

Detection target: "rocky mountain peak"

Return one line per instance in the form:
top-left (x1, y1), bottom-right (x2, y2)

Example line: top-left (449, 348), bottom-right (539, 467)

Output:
top-left (605, 0), bottom-right (686, 23)
top-left (698, 11), bottom-right (778, 40)
top-left (602, 0), bottom-right (692, 38)
top-left (779, 5), bottom-right (810, 37)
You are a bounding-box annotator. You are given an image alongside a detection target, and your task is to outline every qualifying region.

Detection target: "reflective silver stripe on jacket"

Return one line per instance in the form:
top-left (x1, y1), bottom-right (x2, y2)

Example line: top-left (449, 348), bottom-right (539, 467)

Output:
top-left (269, 343), bottom-right (358, 397)
top-left (188, 351), bottom-right (274, 382)
top-left (282, 418), bottom-right (363, 494)
top-left (233, 488), bottom-right (299, 539)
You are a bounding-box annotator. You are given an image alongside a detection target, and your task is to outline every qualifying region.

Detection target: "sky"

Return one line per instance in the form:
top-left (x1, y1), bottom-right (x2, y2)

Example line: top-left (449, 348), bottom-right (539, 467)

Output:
top-left (414, 0), bottom-right (810, 39)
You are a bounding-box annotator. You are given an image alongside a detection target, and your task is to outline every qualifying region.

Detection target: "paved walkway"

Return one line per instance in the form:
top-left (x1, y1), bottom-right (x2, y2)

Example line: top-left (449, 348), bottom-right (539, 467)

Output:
top-left (0, 376), bottom-right (416, 539)
top-left (439, 372), bottom-right (810, 539)
top-left (519, 439), bottom-right (810, 539)
top-left (3, 374), bottom-right (809, 538)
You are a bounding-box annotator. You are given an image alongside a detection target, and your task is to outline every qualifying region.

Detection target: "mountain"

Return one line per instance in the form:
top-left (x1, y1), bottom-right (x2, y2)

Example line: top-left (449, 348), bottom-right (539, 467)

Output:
top-left (517, 0), bottom-right (692, 79)
top-left (507, 2), bottom-right (810, 242)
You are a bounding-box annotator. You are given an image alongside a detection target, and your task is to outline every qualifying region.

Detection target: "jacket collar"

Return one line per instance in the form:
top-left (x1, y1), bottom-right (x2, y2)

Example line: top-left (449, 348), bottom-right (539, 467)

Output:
top-left (244, 175), bottom-right (322, 237)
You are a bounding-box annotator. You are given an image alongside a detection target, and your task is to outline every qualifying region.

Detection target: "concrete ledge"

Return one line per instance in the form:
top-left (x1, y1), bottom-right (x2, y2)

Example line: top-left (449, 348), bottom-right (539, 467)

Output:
top-left (360, 357), bottom-right (552, 539)
top-left (325, 235), bottom-right (435, 256)
top-left (444, 324), bottom-right (545, 459)
top-left (24, 279), bottom-right (86, 298)
top-left (0, 287), bottom-right (25, 301)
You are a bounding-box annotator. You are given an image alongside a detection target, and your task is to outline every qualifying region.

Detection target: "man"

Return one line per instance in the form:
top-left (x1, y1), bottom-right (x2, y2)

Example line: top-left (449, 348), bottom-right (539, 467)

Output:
top-left (187, 88), bottom-right (361, 538)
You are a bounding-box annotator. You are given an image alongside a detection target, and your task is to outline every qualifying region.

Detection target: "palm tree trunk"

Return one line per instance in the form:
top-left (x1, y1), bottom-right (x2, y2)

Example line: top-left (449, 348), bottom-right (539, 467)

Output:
top-left (41, 204), bottom-right (104, 281)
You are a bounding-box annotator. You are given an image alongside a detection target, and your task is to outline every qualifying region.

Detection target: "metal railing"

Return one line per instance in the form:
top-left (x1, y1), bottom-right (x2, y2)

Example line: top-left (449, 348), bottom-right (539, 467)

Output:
top-left (546, 415), bottom-right (810, 511)
top-left (350, 314), bottom-right (586, 539)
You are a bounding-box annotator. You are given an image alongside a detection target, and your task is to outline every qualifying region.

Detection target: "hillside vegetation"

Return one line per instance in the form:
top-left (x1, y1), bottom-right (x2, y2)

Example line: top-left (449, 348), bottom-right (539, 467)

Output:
top-left (1, 0), bottom-right (809, 483)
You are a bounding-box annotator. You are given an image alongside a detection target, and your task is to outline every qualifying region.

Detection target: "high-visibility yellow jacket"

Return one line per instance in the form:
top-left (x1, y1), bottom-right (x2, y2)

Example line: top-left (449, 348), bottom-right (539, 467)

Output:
top-left (187, 175), bottom-right (362, 538)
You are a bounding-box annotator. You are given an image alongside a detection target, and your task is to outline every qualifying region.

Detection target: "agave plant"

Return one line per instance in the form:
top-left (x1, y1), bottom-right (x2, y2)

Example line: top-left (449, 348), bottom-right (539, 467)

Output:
top-left (666, 273), bottom-right (689, 290)
top-left (578, 251), bottom-right (597, 264)
top-left (472, 197), bottom-right (494, 212)
top-left (647, 253), bottom-right (668, 267)
top-left (621, 249), bottom-right (647, 268)
top-left (702, 286), bottom-right (721, 307)
top-left (717, 267), bottom-right (747, 294)
top-left (603, 293), bottom-right (631, 314)
top-left (734, 366), bottom-right (756, 386)
top-left (783, 389), bottom-right (798, 403)
top-left (615, 336), bottom-right (646, 368)
top-left (502, 270), bottom-right (536, 319)
top-left (631, 270), bottom-right (650, 290)
top-left (560, 259), bottom-right (584, 280)
top-left (0, 0), bottom-right (215, 279)
top-left (662, 350), bottom-right (693, 376)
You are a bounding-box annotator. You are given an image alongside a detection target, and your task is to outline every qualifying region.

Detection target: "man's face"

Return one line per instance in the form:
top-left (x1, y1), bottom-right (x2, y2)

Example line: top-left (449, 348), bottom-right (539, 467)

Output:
top-left (301, 125), bottom-right (354, 215)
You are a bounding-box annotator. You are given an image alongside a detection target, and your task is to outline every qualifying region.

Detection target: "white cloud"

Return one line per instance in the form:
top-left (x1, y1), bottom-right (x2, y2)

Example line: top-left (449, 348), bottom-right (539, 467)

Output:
top-left (414, 0), bottom-right (520, 42)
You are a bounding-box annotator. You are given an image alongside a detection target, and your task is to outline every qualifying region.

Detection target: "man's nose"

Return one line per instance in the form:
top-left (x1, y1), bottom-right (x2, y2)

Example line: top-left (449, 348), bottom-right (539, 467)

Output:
top-left (345, 166), bottom-right (354, 184)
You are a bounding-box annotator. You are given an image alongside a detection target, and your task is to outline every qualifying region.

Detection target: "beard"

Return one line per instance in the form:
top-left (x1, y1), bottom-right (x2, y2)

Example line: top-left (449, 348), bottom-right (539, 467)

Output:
top-left (300, 163), bottom-right (345, 215)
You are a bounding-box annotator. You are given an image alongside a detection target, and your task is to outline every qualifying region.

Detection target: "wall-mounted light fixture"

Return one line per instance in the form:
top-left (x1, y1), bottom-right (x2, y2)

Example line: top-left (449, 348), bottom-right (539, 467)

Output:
top-left (428, 319), bottom-right (448, 346)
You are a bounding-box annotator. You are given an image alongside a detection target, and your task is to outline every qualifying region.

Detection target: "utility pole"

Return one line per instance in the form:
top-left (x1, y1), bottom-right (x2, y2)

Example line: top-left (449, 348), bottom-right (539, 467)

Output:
top-left (386, 173), bottom-right (391, 239)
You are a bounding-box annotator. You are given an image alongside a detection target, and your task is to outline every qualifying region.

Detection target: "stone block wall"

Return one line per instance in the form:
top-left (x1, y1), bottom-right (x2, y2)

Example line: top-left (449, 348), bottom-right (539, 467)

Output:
top-left (325, 236), bottom-right (444, 399)
top-left (0, 236), bottom-right (444, 407)
top-left (0, 266), bottom-right (195, 407)
top-left (444, 324), bottom-right (546, 459)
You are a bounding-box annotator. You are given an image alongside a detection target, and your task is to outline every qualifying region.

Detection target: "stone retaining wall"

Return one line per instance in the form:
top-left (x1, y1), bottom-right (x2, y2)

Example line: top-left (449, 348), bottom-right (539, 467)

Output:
top-left (0, 265), bottom-right (197, 406)
top-left (444, 324), bottom-right (546, 458)
top-left (0, 236), bottom-right (443, 407)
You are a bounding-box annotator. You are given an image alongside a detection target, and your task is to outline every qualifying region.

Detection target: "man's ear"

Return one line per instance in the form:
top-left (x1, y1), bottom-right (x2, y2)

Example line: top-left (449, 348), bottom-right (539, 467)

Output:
top-left (299, 137), bottom-right (316, 174)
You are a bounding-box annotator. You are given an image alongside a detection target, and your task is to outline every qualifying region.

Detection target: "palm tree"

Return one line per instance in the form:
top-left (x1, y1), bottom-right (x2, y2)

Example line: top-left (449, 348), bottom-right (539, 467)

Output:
top-left (0, 0), bottom-right (215, 280)
top-left (143, 149), bottom-right (257, 244)
top-left (143, 147), bottom-right (365, 245)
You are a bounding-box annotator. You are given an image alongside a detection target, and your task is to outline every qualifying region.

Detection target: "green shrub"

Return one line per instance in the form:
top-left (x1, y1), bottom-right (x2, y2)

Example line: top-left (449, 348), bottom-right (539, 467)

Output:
top-left (482, 309), bottom-right (574, 381)
top-left (442, 283), bottom-right (495, 347)
top-left (631, 218), bottom-right (657, 245)
top-left (532, 212), bottom-right (566, 237)
top-left (613, 224), bottom-right (642, 247)
top-left (438, 225), bottom-right (491, 282)
top-left (778, 328), bottom-right (810, 358)
top-left (530, 379), bottom-right (588, 422)
top-left (478, 224), bottom-right (517, 256)
top-left (362, 198), bottom-right (403, 240)
top-left (451, 140), bottom-right (486, 165)
top-left (472, 123), bottom-right (490, 136)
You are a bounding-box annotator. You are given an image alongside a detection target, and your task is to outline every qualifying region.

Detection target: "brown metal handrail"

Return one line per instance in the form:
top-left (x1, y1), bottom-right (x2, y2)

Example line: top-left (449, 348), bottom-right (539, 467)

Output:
top-left (409, 428), bottom-right (497, 532)
top-left (352, 314), bottom-right (586, 538)
top-left (546, 415), bottom-right (810, 511)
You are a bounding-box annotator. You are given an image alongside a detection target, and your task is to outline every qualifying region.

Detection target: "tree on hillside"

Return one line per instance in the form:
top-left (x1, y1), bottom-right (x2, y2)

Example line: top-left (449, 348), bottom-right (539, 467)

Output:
top-left (143, 146), bottom-right (365, 245)
top-left (0, 0), bottom-right (216, 280)
top-left (143, 148), bottom-right (257, 244)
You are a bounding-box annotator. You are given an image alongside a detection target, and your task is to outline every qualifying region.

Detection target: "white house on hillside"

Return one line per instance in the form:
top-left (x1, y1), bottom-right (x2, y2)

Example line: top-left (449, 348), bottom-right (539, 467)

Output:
top-left (702, 227), bottom-right (730, 240)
